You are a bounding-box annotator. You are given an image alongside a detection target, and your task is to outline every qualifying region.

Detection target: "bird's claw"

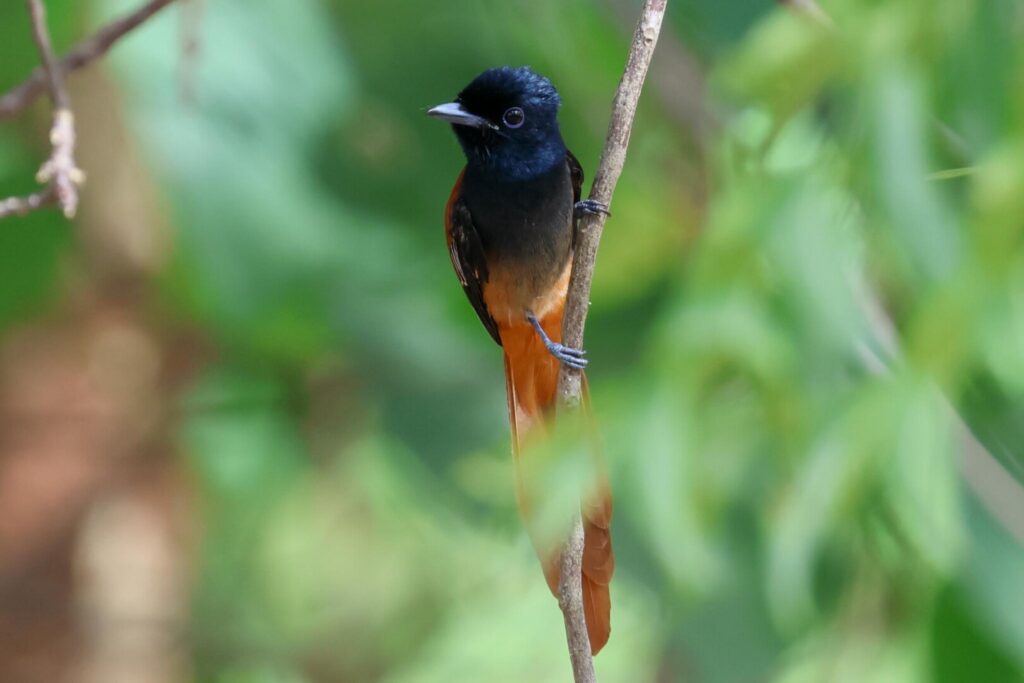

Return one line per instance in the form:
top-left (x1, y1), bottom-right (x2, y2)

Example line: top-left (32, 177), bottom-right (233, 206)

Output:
top-left (574, 199), bottom-right (611, 220)
top-left (527, 311), bottom-right (590, 370)
top-left (545, 341), bottom-right (589, 370)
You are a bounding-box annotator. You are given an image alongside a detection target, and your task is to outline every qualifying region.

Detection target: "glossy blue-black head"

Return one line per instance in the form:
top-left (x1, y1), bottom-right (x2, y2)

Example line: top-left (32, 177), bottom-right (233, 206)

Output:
top-left (428, 66), bottom-right (566, 179)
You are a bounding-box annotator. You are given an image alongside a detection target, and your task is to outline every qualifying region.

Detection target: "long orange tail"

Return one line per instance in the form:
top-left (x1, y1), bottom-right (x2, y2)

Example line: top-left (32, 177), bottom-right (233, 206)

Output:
top-left (500, 307), bottom-right (614, 655)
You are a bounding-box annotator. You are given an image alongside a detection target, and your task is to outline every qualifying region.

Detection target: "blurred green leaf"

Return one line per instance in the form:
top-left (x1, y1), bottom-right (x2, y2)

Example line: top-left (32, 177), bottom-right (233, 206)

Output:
top-left (867, 67), bottom-right (961, 283)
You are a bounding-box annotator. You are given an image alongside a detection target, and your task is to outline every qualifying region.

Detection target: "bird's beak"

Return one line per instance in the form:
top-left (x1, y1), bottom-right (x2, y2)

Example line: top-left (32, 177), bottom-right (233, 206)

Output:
top-left (427, 102), bottom-right (494, 129)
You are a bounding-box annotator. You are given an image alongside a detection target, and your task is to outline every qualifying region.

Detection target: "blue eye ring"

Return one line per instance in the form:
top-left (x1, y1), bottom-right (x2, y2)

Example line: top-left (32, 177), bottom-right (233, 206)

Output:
top-left (502, 107), bottom-right (525, 129)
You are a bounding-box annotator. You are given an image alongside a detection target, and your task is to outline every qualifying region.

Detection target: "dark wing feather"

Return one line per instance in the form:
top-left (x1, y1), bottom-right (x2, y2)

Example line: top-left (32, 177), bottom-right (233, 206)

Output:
top-left (566, 149), bottom-right (585, 205)
top-left (566, 150), bottom-right (587, 249)
top-left (445, 172), bottom-right (502, 345)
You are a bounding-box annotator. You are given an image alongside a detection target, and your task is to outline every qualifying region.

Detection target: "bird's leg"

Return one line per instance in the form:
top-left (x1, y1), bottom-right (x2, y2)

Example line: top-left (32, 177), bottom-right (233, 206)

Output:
top-left (527, 311), bottom-right (588, 369)
top-left (573, 199), bottom-right (611, 221)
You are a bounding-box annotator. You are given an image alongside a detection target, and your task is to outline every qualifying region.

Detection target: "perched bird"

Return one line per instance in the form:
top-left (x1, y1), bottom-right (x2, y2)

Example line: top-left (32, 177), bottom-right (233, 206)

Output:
top-left (428, 66), bottom-right (614, 654)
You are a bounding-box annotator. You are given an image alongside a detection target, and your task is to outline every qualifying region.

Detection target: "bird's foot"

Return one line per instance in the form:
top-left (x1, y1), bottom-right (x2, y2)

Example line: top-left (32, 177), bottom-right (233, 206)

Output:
top-left (574, 199), bottom-right (611, 221)
top-left (527, 312), bottom-right (589, 370)
top-left (546, 341), bottom-right (589, 369)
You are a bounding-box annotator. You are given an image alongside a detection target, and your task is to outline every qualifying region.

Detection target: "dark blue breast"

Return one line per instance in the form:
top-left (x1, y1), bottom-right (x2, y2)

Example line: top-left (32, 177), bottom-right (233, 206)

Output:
top-left (461, 159), bottom-right (573, 274)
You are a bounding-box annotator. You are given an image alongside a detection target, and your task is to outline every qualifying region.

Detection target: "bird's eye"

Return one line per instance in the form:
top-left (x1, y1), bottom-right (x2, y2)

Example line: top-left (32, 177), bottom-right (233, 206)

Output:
top-left (502, 107), bottom-right (525, 129)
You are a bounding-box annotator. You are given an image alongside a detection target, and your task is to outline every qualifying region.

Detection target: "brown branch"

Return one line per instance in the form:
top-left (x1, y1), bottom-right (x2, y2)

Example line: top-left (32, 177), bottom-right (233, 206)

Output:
top-left (0, 0), bottom-right (179, 120)
top-left (557, 515), bottom-right (593, 682)
top-left (23, 0), bottom-right (82, 218)
top-left (558, 0), bottom-right (666, 403)
top-left (1, 0), bottom-right (177, 221)
top-left (36, 107), bottom-right (84, 218)
top-left (26, 0), bottom-right (66, 109)
top-left (0, 186), bottom-right (55, 219)
top-left (555, 1), bottom-right (667, 681)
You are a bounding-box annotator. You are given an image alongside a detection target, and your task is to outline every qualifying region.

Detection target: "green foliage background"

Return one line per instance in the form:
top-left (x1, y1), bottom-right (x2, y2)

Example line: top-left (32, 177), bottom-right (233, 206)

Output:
top-left (2, 0), bottom-right (1024, 680)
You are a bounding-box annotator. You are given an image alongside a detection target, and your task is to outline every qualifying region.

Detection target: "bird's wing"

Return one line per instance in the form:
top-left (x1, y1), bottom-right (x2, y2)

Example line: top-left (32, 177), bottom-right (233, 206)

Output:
top-left (445, 168), bottom-right (502, 345)
top-left (566, 149), bottom-right (585, 206)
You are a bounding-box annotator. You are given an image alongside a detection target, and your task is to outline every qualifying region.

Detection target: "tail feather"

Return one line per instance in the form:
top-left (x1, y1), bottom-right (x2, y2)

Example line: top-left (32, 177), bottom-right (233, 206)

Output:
top-left (582, 574), bottom-right (611, 654)
top-left (582, 501), bottom-right (615, 581)
top-left (501, 310), bottom-right (614, 655)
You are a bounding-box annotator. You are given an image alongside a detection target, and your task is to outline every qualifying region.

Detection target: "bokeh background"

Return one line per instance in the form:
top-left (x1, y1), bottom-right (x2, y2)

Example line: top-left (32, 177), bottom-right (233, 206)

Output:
top-left (2, 0), bottom-right (1024, 681)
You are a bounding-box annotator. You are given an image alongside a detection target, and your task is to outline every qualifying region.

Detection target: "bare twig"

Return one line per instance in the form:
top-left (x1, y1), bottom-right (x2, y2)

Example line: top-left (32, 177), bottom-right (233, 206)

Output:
top-left (558, 0), bottom-right (666, 403)
top-left (26, 0), bottom-right (66, 110)
top-left (0, 186), bottom-right (56, 219)
top-left (605, 0), bottom-right (715, 146)
top-left (1, 0), bottom-right (177, 221)
top-left (0, 0), bottom-right (178, 120)
top-left (36, 106), bottom-right (83, 219)
top-left (555, 1), bottom-right (666, 680)
top-left (557, 515), bottom-right (593, 682)
top-left (23, 0), bottom-right (83, 218)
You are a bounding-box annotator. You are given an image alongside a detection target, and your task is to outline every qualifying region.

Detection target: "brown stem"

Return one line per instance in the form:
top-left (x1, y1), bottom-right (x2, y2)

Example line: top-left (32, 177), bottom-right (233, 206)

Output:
top-left (557, 515), bottom-right (593, 681)
top-left (0, 186), bottom-right (56, 219)
top-left (1, 0), bottom-right (177, 220)
top-left (26, 0), bottom-right (67, 109)
top-left (0, 0), bottom-right (179, 120)
top-left (25, 0), bottom-right (82, 218)
top-left (555, 1), bottom-right (667, 681)
top-left (558, 0), bottom-right (667, 407)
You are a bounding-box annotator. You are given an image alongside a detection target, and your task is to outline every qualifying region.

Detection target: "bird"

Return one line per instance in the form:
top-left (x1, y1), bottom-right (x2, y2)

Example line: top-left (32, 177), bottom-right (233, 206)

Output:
top-left (428, 66), bottom-right (614, 654)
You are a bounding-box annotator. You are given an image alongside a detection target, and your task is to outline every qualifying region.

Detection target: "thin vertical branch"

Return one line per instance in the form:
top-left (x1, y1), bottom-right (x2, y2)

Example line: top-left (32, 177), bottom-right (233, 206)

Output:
top-left (26, 0), bottom-right (83, 218)
top-left (555, 1), bottom-right (667, 681)
top-left (557, 515), bottom-right (594, 682)
top-left (26, 0), bottom-right (66, 109)
top-left (558, 0), bottom-right (667, 408)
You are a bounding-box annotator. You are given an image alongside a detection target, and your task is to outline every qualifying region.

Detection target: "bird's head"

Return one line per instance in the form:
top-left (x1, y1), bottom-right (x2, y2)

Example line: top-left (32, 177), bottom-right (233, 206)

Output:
top-left (428, 66), bottom-right (566, 179)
